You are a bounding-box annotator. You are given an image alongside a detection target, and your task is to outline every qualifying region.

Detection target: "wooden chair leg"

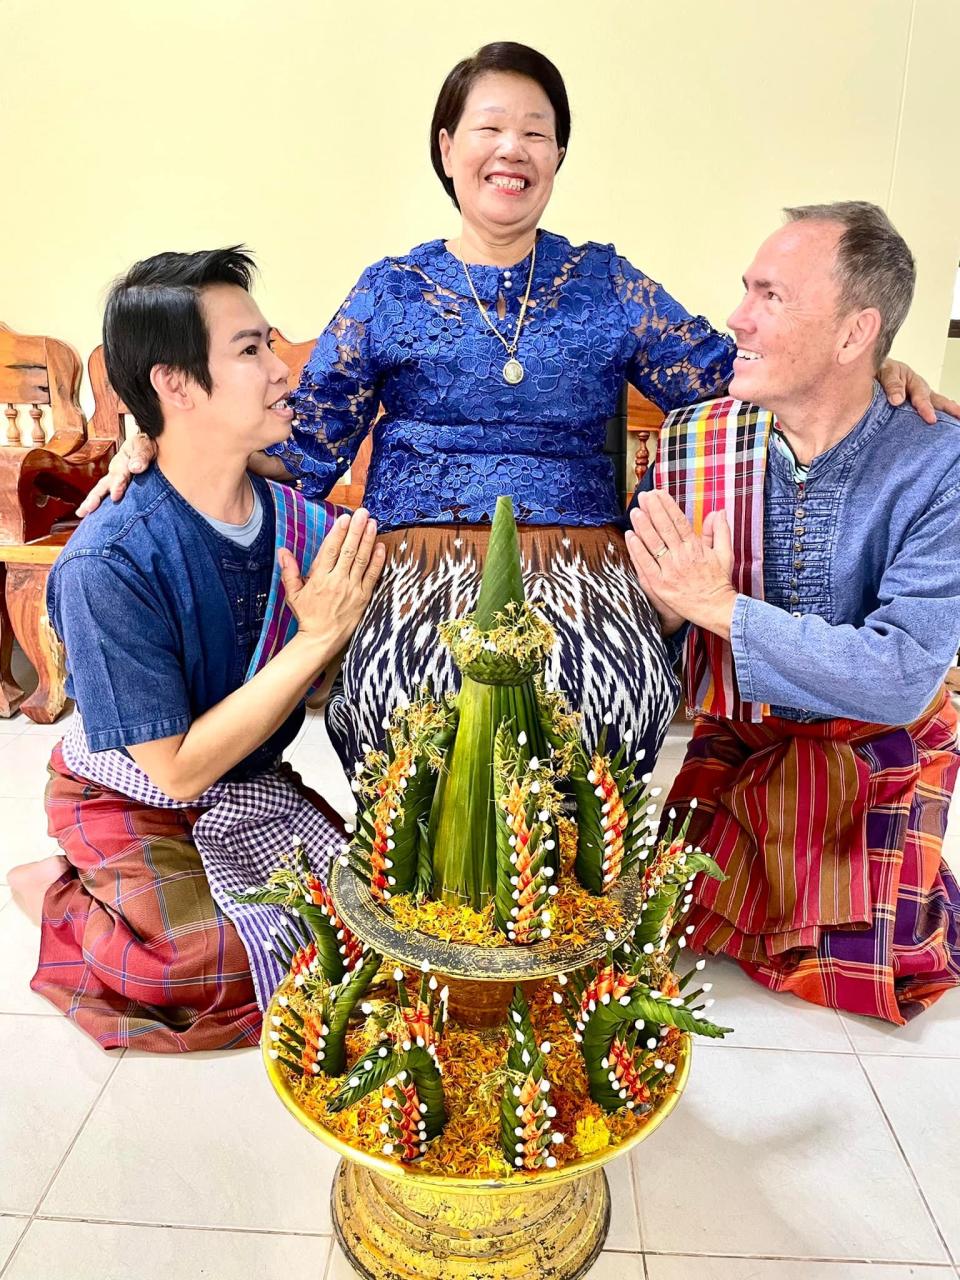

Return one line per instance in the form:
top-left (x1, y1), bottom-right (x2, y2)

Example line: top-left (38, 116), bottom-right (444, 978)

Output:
top-left (4, 563), bottom-right (67, 724)
top-left (0, 563), bottom-right (26, 717)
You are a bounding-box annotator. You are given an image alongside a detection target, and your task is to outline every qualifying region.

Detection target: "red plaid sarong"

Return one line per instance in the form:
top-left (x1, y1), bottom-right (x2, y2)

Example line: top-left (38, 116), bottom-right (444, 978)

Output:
top-left (668, 691), bottom-right (960, 1023)
top-left (33, 746), bottom-right (262, 1051)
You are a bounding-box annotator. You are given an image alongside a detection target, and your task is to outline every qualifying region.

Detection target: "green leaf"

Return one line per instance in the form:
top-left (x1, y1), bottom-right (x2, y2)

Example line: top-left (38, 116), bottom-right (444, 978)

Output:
top-left (321, 949), bottom-right (381, 1077)
top-left (328, 1045), bottom-right (399, 1112)
top-left (474, 496), bottom-right (525, 628)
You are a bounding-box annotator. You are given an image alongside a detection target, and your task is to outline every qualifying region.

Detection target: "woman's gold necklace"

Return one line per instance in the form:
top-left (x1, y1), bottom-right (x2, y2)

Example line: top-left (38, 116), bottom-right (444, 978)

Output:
top-left (457, 238), bottom-right (537, 385)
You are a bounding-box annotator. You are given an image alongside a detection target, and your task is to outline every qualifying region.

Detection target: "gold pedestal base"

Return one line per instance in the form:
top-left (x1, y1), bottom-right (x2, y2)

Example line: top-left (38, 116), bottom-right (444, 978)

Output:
top-left (332, 1159), bottom-right (610, 1280)
top-left (438, 976), bottom-right (546, 1029)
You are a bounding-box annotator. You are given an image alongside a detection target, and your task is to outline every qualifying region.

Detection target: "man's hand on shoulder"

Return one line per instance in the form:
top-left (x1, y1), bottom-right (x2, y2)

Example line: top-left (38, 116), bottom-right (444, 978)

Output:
top-left (626, 491), bottom-right (738, 640)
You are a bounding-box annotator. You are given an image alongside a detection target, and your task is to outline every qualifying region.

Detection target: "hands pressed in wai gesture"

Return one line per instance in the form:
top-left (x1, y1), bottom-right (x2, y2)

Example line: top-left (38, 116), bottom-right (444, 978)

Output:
top-left (278, 508), bottom-right (386, 659)
top-left (626, 491), bottom-right (738, 640)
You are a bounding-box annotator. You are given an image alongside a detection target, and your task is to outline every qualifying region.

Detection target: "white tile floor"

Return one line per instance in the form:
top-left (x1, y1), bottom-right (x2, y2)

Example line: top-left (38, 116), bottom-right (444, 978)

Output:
top-left (1, 677), bottom-right (959, 1279)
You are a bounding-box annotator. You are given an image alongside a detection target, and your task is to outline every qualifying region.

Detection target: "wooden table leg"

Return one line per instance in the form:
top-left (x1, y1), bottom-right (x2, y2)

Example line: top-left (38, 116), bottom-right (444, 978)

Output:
top-left (0, 563), bottom-right (26, 717)
top-left (5, 562), bottom-right (67, 724)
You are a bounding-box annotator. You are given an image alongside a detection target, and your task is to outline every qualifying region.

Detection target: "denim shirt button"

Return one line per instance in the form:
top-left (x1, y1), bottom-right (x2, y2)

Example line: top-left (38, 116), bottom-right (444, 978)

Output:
top-left (796, 507), bottom-right (806, 519)
top-left (794, 560), bottom-right (804, 570)
top-left (790, 592), bottom-right (800, 603)
top-left (792, 611), bottom-right (802, 618)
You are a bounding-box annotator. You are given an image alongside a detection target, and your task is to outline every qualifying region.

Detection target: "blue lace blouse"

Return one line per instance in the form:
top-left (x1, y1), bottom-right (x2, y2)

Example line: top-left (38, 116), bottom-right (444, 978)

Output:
top-left (267, 231), bottom-right (735, 530)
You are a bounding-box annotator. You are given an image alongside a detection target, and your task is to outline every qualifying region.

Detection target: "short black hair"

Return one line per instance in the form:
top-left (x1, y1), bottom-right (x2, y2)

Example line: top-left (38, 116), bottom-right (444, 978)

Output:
top-left (430, 43), bottom-right (570, 210)
top-left (103, 246), bottom-right (256, 439)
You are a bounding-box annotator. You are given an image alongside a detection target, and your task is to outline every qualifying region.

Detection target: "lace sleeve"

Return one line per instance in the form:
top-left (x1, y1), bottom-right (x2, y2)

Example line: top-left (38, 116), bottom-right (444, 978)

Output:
top-left (612, 254), bottom-right (735, 412)
top-left (266, 266), bottom-right (382, 499)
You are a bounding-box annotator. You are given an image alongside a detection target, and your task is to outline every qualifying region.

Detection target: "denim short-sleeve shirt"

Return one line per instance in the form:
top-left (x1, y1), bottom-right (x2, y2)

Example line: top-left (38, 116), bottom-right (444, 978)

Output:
top-left (48, 468), bottom-right (303, 779)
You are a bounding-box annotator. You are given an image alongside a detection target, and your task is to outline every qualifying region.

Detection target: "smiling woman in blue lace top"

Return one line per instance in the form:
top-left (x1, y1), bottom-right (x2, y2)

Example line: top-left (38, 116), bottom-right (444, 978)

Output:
top-left (253, 42), bottom-right (744, 772)
top-left (269, 231), bottom-right (734, 530)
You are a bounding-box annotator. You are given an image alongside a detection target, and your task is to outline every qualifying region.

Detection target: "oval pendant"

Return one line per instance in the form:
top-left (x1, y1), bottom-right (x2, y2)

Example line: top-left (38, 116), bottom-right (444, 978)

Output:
top-left (503, 358), bottom-right (524, 385)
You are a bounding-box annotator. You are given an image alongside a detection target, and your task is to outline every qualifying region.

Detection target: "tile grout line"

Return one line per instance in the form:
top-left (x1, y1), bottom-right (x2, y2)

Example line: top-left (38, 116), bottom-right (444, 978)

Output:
top-left (29, 1214), bottom-right (334, 1239)
top-left (26, 1047), bottom-right (128, 1223)
top-left (0, 1032), bottom-right (123, 1280)
top-left (0, 1219), bottom-right (31, 1280)
top-left (852, 1051), bottom-right (956, 1269)
top-left (853, 1049), bottom-right (960, 1062)
top-left (624, 1154), bottom-right (647, 1278)
top-left (0, 1219), bottom-right (336, 1278)
top-left (627, 1246), bottom-right (955, 1265)
top-left (322, 1234), bottom-right (336, 1279)
top-left (836, 1010), bottom-right (859, 1054)
top-left (696, 1039), bottom-right (960, 1060)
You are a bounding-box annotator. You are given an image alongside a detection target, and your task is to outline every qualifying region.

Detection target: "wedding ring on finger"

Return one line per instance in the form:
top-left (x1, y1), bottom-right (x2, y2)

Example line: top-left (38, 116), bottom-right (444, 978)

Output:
top-left (654, 545), bottom-right (670, 560)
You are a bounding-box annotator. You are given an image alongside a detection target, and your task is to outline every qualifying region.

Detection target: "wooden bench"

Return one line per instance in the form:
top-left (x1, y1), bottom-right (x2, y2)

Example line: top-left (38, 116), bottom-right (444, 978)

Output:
top-left (627, 385), bottom-right (664, 487)
top-left (0, 324), bottom-right (122, 720)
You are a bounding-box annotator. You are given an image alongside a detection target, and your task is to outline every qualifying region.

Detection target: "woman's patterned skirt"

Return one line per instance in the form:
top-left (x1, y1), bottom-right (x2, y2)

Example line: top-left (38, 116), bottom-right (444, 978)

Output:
top-left (326, 523), bottom-right (679, 777)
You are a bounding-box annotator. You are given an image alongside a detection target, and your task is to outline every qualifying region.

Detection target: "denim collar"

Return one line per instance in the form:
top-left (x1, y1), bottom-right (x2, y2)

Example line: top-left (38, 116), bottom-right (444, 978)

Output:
top-left (153, 466), bottom-right (273, 565)
top-left (765, 383), bottom-right (890, 483)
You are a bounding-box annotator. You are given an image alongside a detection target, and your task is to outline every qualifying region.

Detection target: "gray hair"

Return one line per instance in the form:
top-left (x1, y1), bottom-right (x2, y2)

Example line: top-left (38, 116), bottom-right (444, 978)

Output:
top-left (783, 201), bottom-right (916, 366)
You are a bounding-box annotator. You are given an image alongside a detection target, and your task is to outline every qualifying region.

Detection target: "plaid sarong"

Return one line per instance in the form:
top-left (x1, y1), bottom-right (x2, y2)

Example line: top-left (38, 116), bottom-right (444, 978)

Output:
top-left (654, 397), bottom-right (773, 722)
top-left (667, 692), bottom-right (960, 1023)
top-left (37, 484), bottom-right (347, 1040)
top-left (34, 747), bottom-right (262, 1051)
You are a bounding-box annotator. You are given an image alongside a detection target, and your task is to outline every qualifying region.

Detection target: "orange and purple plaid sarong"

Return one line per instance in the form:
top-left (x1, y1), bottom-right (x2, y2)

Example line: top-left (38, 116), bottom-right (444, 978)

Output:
top-left (667, 692), bottom-right (960, 1023)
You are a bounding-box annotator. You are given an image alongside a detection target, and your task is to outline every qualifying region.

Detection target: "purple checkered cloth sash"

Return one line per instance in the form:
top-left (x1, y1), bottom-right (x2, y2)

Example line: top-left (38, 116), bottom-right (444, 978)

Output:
top-left (60, 483), bottom-right (346, 1009)
top-left (653, 397), bottom-right (773, 723)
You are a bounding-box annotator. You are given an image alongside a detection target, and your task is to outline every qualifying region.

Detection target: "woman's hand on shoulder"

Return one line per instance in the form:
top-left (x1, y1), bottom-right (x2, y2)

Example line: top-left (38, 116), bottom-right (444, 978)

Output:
top-left (76, 433), bottom-right (157, 516)
top-left (878, 359), bottom-right (960, 423)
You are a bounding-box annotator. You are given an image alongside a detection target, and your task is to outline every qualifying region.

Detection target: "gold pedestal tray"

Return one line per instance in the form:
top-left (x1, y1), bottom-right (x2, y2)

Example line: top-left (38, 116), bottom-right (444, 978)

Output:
top-left (263, 1009), bottom-right (690, 1280)
top-left (331, 1158), bottom-right (609, 1280)
top-left (329, 859), bottom-right (646, 1028)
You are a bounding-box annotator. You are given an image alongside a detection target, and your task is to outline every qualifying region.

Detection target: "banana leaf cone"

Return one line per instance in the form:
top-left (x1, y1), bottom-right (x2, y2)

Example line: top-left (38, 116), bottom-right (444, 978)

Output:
top-left (429, 497), bottom-right (556, 910)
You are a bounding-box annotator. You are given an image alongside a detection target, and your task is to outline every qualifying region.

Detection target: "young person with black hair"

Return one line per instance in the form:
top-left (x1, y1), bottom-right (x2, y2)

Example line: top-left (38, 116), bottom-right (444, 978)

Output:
top-left (9, 248), bottom-right (384, 1051)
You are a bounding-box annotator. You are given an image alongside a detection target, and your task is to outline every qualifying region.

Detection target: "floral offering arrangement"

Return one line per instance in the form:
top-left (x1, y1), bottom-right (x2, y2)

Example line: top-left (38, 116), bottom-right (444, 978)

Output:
top-left (244, 496), bottom-right (731, 1178)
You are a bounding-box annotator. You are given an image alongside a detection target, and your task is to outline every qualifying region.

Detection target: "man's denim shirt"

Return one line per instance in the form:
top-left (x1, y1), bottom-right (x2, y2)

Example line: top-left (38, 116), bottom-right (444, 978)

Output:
top-left (47, 469), bottom-right (303, 776)
top-left (639, 386), bottom-right (960, 725)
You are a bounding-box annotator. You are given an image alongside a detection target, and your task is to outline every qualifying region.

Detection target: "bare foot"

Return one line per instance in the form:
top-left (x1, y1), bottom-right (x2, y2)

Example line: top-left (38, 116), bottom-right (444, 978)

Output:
top-left (8, 855), bottom-right (70, 925)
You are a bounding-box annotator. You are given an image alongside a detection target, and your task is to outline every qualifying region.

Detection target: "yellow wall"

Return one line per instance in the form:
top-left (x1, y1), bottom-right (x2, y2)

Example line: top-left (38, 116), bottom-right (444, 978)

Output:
top-left (3, 0), bottom-right (959, 408)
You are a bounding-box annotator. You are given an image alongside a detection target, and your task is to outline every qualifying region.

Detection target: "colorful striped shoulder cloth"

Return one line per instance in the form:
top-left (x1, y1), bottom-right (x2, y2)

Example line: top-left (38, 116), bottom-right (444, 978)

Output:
top-left (246, 480), bottom-right (347, 677)
top-left (653, 396), bottom-right (774, 723)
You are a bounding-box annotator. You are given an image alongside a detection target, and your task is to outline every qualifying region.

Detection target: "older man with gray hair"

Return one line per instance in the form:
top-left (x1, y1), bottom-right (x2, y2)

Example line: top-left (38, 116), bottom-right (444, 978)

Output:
top-left (628, 201), bottom-right (960, 1024)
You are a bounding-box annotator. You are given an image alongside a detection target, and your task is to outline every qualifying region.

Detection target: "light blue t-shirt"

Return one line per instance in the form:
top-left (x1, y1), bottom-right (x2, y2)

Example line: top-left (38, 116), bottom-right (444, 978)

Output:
top-left (199, 485), bottom-right (264, 547)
